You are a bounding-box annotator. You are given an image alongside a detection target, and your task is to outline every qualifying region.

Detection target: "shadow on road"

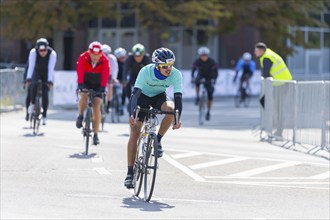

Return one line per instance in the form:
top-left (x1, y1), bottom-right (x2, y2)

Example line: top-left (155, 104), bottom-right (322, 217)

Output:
top-left (23, 133), bottom-right (45, 137)
top-left (121, 196), bottom-right (175, 212)
top-left (69, 152), bottom-right (97, 159)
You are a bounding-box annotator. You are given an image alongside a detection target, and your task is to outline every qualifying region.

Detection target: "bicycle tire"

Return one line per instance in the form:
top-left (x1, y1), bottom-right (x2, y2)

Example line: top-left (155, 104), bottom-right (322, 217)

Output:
top-left (143, 133), bottom-right (158, 202)
top-left (199, 93), bottom-right (206, 125)
top-left (33, 96), bottom-right (41, 135)
top-left (234, 91), bottom-right (241, 108)
top-left (133, 136), bottom-right (144, 196)
top-left (113, 95), bottom-right (120, 123)
top-left (243, 89), bottom-right (251, 108)
top-left (84, 108), bottom-right (92, 155)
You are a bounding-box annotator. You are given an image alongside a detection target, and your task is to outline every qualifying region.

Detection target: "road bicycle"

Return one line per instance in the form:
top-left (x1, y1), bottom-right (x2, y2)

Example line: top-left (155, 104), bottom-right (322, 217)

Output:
top-left (133, 106), bottom-right (178, 202)
top-left (234, 75), bottom-right (251, 108)
top-left (110, 83), bottom-right (121, 123)
top-left (30, 80), bottom-right (47, 135)
top-left (79, 89), bottom-right (104, 155)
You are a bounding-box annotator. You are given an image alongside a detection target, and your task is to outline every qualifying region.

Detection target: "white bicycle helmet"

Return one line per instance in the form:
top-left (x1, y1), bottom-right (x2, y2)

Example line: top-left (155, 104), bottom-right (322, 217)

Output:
top-left (101, 44), bottom-right (112, 55)
top-left (114, 47), bottom-right (127, 58)
top-left (243, 52), bottom-right (252, 61)
top-left (198, 46), bottom-right (210, 56)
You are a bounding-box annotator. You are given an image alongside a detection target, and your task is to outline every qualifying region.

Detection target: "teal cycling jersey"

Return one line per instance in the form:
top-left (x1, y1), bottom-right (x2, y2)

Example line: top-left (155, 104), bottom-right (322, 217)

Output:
top-left (134, 63), bottom-right (183, 97)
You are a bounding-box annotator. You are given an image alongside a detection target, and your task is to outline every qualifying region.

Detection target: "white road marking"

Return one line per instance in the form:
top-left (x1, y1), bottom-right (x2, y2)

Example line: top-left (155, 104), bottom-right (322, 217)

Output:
top-left (171, 152), bottom-right (204, 159)
top-left (205, 176), bottom-right (328, 180)
top-left (93, 167), bottom-right (111, 175)
top-left (229, 161), bottom-right (301, 177)
top-left (91, 156), bottom-right (103, 163)
top-left (308, 171), bottom-right (330, 179)
top-left (166, 148), bottom-right (329, 167)
top-left (189, 157), bottom-right (248, 170)
top-left (162, 154), bottom-right (205, 181)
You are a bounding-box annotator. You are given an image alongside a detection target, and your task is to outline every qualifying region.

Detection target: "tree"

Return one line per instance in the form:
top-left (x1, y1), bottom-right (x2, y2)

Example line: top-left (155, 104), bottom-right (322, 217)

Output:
top-left (1, 0), bottom-right (329, 56)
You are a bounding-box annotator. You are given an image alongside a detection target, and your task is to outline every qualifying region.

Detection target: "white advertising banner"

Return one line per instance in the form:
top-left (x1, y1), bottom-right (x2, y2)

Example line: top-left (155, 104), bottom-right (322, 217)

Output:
top-left (52, 69), bottom-right (261, 106)
top-left (53, 70), bottom-right (77, 106)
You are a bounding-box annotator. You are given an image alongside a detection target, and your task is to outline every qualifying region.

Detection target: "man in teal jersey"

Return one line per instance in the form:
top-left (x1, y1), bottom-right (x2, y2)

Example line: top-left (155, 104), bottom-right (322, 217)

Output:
top-left (124, 47), bottom-right (183, 189)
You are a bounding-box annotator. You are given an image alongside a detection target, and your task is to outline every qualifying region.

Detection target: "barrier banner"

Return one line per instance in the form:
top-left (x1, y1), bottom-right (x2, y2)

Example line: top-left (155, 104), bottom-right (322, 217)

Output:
top-left (53, 71), bottom-right (77, 105)
top-left (52, 69), bottom-right (261, 106)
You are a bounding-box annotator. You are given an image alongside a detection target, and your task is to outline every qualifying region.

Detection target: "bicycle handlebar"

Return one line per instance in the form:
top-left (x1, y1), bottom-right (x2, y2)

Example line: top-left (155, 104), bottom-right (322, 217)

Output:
top-left (134, 106), bottom-right (179, 125)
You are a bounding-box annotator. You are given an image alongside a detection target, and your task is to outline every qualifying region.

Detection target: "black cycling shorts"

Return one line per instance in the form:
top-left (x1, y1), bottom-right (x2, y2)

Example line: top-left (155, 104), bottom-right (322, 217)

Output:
top-left (136, 92), bottom-right (170, 122)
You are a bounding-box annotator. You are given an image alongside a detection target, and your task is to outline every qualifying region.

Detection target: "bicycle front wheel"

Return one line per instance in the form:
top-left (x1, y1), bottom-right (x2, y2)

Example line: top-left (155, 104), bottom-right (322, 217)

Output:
top-left (133, 137), bottom-right (144, 196)
top-left (84, 108), bottom-right (92, 155)
top-left (143, 133), bottom-right (158, 202)
top-left (234, 91), bottom-right (241, 108)
top-left (199, 95), bottom-right (206, 125)
top-left (33, 97), bottom-right (41, 135)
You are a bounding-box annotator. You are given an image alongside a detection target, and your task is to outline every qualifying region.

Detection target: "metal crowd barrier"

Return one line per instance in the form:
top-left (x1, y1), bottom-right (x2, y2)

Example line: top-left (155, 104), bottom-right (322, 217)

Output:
top-left (260, 78), bottom-right (330, 153)
top-left (0, 68), bottom-right (26, 112)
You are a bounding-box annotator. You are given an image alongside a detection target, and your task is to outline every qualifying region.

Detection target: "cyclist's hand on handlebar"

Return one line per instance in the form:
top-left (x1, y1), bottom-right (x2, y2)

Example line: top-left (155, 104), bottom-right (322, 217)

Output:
top-left (47, 81), bottom-right (53, 89)
top-left (25, 79), bottom-right (32, 87)
top-left (77, 84), bottom-right (87, 92)
top-left (172, 120), bottom-right (181, 130)
top-left (211, 79), bottom-right (216, 85)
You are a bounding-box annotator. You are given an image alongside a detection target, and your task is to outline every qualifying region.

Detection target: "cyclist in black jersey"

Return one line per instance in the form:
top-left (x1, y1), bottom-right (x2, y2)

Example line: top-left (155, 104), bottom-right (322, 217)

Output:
top-left (114, 47), bottom-right (128, 115)
top-left (191, 46), bottom-right (219, 121)
top-left (123, 43), bottom-right (151, 106)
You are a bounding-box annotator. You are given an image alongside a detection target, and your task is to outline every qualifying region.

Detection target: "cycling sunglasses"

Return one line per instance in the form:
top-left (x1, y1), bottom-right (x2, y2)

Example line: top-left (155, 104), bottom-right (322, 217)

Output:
top-left (159, 63), bottom-right (174, 69)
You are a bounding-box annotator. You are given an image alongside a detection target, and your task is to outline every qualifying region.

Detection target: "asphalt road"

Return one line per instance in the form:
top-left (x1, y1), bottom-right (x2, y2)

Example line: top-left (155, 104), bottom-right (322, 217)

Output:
top-left (1, 97), bottom-right (329, 220)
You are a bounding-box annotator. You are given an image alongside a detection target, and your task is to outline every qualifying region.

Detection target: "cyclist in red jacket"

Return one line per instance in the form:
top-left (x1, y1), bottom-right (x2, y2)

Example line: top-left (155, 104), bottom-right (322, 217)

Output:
top-left (76, 41), bottom-right (110, 145)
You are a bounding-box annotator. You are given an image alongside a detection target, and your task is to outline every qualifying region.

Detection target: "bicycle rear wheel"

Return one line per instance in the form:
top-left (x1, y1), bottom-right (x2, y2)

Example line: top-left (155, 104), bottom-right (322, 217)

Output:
top-left (110, 96), bottom-right (120, 123)
top-left (133, 137), bottom-right (144, 196)
top-left (84, 108), bottom-right (92, 155)
top-left (143, 133), bottom-right (158, 202)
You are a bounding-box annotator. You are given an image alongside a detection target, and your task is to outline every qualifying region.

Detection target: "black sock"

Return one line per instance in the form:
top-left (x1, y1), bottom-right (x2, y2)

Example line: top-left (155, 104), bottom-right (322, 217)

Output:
top-left (157, 134), bottom-right (163, 143)
top-left (107, 101), bottom-right (111, 108)
top-left (127, 166), bottom-right (133, 175)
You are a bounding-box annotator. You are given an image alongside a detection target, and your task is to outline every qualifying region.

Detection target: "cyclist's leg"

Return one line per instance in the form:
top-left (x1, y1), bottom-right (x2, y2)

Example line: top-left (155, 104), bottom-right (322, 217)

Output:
top-left (206, 83), bottom-right (214, 120)
top-left (41, 83), bottom-right (49, 118)
top-left (195, 75), bottom-right (202, 105)
top-left (92, 96), bottom-right (102, 134)
top-left (25, 85), bottom-right (32, 119)
top-left (106, 82), bottom-right (113, 111)
top-left (125, 95), bottom-right (146, 188)
top-left (78, 93), bottom-right (88, 116)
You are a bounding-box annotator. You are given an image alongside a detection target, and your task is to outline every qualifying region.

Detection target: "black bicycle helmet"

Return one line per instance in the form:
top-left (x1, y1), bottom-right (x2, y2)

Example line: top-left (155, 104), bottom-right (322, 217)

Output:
top-left (151, 47), bottom-right (175, 64)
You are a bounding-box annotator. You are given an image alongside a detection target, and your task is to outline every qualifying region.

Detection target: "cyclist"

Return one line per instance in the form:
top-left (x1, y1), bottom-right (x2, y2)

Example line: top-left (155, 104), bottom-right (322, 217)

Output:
top-left (101, 44), bottom-right (119, 113)
top-left (124, 48), bottom-right (183, 189)
top-left (114, 47), bottom-right (128, 115)
top-left (191, 46), bottom-right (218, 121)
top-left (25, 38), bottom-right (57, 125)
top-left (76, 41), bottom-right (110, 145)
top-left (233, 52), bottom-right (256, 100)
top-left (123, 43), bottom-right (151, 106)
